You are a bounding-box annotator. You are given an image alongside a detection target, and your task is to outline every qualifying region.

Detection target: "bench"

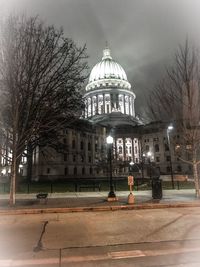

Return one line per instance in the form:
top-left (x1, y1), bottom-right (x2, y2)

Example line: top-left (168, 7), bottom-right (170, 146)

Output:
top-left (36, 193), bottom-right (48, 204)
top-left (79, 183), bottom-right (101, 192)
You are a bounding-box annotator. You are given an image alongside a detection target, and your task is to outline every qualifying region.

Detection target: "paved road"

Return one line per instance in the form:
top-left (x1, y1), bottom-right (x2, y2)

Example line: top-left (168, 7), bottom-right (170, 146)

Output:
top-left (1, 207), bottom-right (200, 266)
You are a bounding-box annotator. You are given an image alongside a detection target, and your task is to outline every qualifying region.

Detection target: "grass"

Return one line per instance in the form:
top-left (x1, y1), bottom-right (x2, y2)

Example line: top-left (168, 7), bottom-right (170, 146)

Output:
top-left (0, 179), bottom-right (195, 194)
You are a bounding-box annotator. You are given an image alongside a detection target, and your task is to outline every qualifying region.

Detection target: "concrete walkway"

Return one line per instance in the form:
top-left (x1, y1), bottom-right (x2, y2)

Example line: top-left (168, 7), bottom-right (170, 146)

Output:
top-left (0, 189), bottom-right (200, 215)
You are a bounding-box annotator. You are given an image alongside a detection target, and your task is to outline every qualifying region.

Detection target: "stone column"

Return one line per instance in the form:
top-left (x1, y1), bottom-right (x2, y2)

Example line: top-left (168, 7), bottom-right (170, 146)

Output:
top-left (96, 95), bottom-right (98, 115)
top-left (123, 95), bottom-right (126, 114)
top-left (91, 96), bottom-right (93, 116)
top-left (128, 96), bottom-right (131, 115)
top-left (103, 93), bottom-right (105, 114)
top-left (123, 137), bottom-right (126, 161)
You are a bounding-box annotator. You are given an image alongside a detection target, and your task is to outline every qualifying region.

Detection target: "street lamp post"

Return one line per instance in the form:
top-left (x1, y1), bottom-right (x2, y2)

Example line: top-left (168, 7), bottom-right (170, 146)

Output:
top-left (147, 151), bottom-right (152, 178)
top-left (106, 135), bottom-right (117, 201)
top-left (141, 153), bottom-right (145, 179)
top-left (167, 125), bottom-right (174, 189)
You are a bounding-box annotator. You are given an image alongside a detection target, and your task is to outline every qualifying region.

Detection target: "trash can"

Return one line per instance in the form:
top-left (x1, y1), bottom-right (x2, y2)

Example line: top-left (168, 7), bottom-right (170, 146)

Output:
top-left (152, 177), bottom-right (162, 199)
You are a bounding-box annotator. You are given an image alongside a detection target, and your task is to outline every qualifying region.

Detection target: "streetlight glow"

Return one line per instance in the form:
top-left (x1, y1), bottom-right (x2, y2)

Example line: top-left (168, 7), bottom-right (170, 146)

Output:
top-left (147, 151), bottom-right (152, 157)
top-left (106, 135), bottom-right (113, 144)
top-left (167, 125), bottom-right (173, 131)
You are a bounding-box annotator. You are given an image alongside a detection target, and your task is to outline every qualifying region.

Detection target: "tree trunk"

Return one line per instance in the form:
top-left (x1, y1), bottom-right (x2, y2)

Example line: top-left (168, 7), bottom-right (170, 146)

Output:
top-left (193, 162), bottom-right (200, 198)
top-left (9, 119), bottom-right (19, 205)
top-left (27, 143), bottom-right (33, 182)
top-left (9, 139), bottom-right (17, 206)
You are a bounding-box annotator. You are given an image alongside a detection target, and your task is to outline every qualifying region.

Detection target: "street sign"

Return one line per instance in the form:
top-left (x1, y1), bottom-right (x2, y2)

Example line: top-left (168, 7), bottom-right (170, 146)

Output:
top-left (128, 175), bottom-right (134, 185)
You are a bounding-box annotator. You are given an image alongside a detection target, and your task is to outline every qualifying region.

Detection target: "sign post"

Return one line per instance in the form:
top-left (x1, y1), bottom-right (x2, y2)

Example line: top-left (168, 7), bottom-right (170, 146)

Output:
top-left (127, 175), bottom-right (134, 204)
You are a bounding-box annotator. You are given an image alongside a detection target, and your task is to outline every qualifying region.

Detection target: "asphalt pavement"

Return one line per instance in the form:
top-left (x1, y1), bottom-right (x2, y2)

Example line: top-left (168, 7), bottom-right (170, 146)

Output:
top-left (0, 189), bottom-right (200, 215)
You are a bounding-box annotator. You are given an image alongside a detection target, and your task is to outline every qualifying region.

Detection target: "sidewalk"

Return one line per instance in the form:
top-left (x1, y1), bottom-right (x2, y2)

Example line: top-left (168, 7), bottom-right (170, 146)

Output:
top-left (0, 189), bottom-right (200, 215)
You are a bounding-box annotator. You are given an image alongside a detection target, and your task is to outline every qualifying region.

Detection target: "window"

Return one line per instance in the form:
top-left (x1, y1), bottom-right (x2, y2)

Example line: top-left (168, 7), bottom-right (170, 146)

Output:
top-left (106, 104), bottom-right (109, 113)
top-left (80, 141), bottom-right (84, 150)
top-left (119, 146), bottom-right (122, 154)
top-left (47, 168), bottom-right (50, 174)
top-left (74, 167), bottom-right (77, 175)
top-left (134, 146), bottom-right (137, 154)
top-left (73, 155), bottom-right (76, 162)
top-left (81, 155), bottom-right (84, 162)
top-left (64, 167), bottom-right (68, 175)
top-left (95, 143), bottom-right (98, 152)
top-left (72, 140), bottom-right (75, 149)
top-left (90, 167), bottom-right (93, 175)
top-left (82, 167), bottom-right (85, 175)
top-left (165, 144), bottom-right (169, 151)
top-left (155, 144), bottom-right (159, 152)
top-left (63, 138), bottom-right (67, 144)
top-left (145, 145), bottom-right (149, 152)
top-left (166, 155), bottom-right (171, 161)
top-left (88, 156), bottom-right (92, 163)
top-left (166, 166), bottom-right (171, 173)
top-left (64, 154), bottom-right (67, 161)
top-left (156, 156), bottom-right (160, 162)
top-left (88, 142), bottom-right (91, 151)
top-left (177, 165), bottom-right (182, 172)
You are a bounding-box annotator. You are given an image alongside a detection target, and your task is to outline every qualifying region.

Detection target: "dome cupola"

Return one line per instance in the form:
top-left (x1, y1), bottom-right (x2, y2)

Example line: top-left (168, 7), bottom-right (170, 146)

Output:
top-left (86, 47), bottom-right (131, 91)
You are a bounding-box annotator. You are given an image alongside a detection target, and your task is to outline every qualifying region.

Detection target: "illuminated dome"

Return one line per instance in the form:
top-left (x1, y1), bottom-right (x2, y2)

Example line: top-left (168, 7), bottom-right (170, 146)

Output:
top-left (86, 48), bottom-right (131, 91)
top-left (84, 47), bottom-right (135, 119)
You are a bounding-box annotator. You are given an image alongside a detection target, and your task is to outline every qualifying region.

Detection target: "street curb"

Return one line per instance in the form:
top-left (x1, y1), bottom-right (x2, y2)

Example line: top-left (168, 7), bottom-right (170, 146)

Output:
top-left (1, 202), bottom-right (200, 215)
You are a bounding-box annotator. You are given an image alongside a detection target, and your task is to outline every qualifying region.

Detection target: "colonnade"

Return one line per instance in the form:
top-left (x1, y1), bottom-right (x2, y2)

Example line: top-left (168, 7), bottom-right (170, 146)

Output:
top-left (85, 92), bottom-right (135, 118)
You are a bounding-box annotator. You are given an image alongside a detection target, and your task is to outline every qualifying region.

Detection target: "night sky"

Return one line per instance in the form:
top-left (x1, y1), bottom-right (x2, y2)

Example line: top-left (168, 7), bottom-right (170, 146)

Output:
top-left (1, 0), bottom-right (200, 117)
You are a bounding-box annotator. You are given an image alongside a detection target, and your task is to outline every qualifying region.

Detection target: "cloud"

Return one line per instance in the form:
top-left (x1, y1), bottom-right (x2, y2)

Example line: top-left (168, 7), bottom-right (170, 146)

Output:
top-left (2, 0), bottom-right (200, 115)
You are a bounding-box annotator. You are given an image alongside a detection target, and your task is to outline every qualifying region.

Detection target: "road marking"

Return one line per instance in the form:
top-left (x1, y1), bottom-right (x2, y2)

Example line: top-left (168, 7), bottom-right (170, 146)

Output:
top-left (1, 246), bottom-right (200, 265)
top-left (109, 250), bottom-right (146, 259)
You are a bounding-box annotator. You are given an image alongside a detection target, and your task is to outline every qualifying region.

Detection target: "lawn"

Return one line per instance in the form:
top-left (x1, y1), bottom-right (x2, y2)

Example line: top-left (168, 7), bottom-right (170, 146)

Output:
top-left (0, 179), bottom-right (195, 194)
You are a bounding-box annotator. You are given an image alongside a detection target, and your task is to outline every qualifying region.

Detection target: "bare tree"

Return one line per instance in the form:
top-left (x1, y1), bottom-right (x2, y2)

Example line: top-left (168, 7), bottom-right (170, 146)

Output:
top-left (148, 40), bottom-right (200, 197)
top-left (0, 15), bottom-right (88, 205)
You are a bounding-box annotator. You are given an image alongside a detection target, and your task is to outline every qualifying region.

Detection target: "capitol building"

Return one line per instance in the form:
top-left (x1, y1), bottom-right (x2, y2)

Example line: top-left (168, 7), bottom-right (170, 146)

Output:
top-left (0, 47), bottom-right (192, 180)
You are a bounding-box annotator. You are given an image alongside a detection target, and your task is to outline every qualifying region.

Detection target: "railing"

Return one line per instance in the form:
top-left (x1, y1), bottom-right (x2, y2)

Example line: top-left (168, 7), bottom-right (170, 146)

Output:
top-left (0, 177), bottom-right (195, 194)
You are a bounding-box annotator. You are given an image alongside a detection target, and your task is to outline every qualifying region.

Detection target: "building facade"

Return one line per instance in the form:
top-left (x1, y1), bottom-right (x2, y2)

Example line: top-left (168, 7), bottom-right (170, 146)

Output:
top-left (0, 47), bottom-right (191, 181)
